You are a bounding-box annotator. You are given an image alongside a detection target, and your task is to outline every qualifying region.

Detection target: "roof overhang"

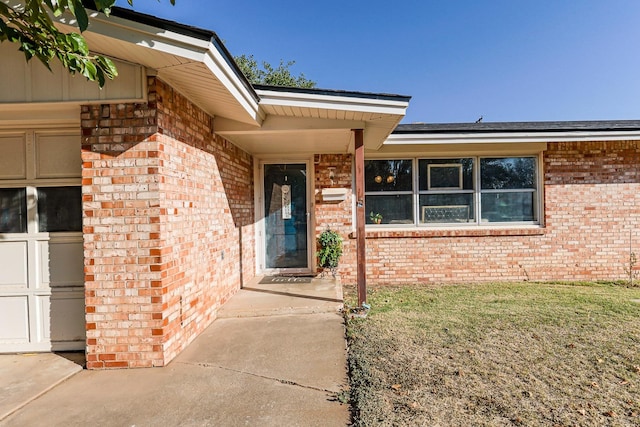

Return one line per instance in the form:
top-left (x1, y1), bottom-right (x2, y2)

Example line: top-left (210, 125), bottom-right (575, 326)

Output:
top-left (4, 2), bottom-right (411, 154)
top-left (386, 120), bottom-right (640, 149)
top-left (387, 129), bottom-right (640, 145)
top-left (217, 87), bottom-right (410, 155)
top-left (47, 4), bottom-right (263, 125)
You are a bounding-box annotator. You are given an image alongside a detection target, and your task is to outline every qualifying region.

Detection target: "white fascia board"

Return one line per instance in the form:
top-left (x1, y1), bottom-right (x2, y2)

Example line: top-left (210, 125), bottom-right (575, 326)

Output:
top-left (386, 130), bottom-right (640, 145)
top-left (54, 9), bottom-right (261, 123)
top-left (59, 11), bottom-right (211, 62)
top-left (201, 47), bottom-right (262, 123)
top-left (256, 89), bottom-right (409, 116)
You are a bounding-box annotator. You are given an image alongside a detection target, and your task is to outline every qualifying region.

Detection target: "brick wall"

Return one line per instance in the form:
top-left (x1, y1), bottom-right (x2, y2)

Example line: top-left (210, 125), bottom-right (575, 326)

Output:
top-left (81, 77), bottom-right (254, 369)
top-left (324, 140), bottom-right (640, 284)
top-left (314, 154), bottom-right (355, 275)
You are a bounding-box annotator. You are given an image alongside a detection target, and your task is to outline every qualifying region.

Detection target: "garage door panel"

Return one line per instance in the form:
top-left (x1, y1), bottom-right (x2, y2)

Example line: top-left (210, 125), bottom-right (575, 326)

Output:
top-left (0, 296), bottom-right (30, 343)
top-left (0, 241), bottom-right (28, 288)
top-left (0, 134), bottom-right (27, 180)
top-left (37, 295), bottom-right (51, 343)
top-left (47, 241), bottom-right (84, 288)
top-left (35, 132), bottom-right (81, 179)
top-left (50, 290), bottom-right (85, 345)
top-left (0, 127), bottom-right (83, 353)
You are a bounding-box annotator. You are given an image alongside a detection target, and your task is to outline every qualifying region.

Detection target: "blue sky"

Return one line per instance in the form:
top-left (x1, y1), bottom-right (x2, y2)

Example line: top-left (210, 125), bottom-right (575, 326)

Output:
top-left (115, 1), bottom-right (640, 124)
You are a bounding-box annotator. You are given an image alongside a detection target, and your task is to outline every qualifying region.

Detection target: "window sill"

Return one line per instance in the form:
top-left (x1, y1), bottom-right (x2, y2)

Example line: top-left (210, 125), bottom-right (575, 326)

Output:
top-left (350, 226), bottom-right (546, 239)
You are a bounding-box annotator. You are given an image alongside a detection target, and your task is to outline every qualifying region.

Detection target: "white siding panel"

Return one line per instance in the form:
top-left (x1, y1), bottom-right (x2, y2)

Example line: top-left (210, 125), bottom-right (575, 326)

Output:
top-left (66, 72), bottom-right (102, 101)
top-left (0, 43), bottom-right (144, 104)
top-left (0, 45), bottom-right (27, 102)
top-left (31, 60), bottom-right (64, 102)
top-left (101, 61), bottom-right (141, 99)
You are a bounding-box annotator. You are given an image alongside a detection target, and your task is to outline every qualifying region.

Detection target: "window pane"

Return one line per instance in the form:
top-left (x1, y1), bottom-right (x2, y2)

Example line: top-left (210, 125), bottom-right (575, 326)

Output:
top-left (481, 192), bottom-right (536, 222)
top-left (366, 194), bottom-right (413, 224)
top-left (481, 157), bottom-right (536, 189)
top-left (365, 160), bottom-right (412, 192)
top-left (37, 187), bottom-right (82, 232)
top-left (419, 158), bottom-right (473, 191)
top-left (0, 188), bottom-right (27, 233)
top-left (419, 194), bottom-right (474, 223)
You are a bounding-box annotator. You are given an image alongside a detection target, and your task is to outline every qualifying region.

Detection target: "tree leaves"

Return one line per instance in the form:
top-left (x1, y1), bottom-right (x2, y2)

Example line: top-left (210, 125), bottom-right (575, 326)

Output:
top-left (234, 54), bottom-right (316, 88)
top-left (68, 32), bottom-right (88, 55)
top-left (0, 1), bottom-right (174, 87)
top-left (68, 0), bottom-right (89, 32)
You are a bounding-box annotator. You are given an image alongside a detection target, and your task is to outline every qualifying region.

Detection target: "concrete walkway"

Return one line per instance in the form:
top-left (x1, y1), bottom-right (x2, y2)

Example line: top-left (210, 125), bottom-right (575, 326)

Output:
top-left (0, 353), bottom-right (82, 421)
top-left (0, 276), bottom-right (350, 427)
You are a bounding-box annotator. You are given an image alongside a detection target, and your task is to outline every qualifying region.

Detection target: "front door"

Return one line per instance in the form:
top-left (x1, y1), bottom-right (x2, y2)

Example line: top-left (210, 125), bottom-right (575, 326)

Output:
top-left (262, 162), bottom-right (310, 273)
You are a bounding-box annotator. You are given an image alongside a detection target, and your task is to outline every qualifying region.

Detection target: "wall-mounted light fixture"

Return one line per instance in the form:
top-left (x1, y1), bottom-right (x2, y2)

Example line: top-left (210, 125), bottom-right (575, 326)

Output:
top-left (328, 167), bottom-right (336, 186)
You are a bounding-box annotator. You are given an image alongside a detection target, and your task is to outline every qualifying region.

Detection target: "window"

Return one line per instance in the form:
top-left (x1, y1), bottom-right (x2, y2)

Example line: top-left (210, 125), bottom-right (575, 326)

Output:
top-left (0, 188), bottom-right (27, 233)
top-left (37, 187), bottom-right (82, 232)
top-left (419, 158), bottom-right (474, 223)
top-left (365, 156), bottom-right (540, 226)
top-left (365, 160), bottom-right (413, 224)
top-left (480, 158), bottom-right (537, 223)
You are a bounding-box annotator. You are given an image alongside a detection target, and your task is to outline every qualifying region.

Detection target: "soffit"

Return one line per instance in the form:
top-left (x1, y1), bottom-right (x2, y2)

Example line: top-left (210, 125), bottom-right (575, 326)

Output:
top-left (53, 12), bottom-right (261, 125)
top-left (216, 89), bottom-right (409, 155)
top-left (45, 6), bottom-right (411, 154)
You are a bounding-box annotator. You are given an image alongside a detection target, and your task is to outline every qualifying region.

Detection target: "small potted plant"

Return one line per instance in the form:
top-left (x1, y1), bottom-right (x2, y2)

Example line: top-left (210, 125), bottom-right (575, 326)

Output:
top-left (317, 229), bottom-right (343, 277)
top-left (369, 211), bottom-right (383, 224)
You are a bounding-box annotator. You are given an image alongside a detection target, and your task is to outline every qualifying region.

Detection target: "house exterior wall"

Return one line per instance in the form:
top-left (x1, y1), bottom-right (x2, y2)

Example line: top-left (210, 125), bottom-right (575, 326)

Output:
top-left (316, 140), bottom-right (640, 284)
top-left (81, 77), bottom-right (254, 369)
top-left (314, 154), bottom-right (356, 275)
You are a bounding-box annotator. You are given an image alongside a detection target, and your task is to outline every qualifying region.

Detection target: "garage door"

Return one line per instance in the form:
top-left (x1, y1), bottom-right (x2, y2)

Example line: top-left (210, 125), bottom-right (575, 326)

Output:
top-left (0, 129), bottom-right (85, 352)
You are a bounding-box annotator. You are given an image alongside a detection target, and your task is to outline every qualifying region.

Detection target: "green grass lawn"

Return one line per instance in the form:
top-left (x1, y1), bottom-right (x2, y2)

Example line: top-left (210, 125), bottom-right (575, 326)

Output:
top-left (345, 282), bottom-right (640, 426)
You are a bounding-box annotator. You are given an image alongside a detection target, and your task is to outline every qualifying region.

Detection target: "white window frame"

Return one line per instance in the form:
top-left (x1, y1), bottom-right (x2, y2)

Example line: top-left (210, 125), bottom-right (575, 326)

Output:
top-left (364, 158), bottom-right (414, 226)
top-left (476, 156), bottom-right (539, 225)
top-left (365, 154), bottom-right (543, 228)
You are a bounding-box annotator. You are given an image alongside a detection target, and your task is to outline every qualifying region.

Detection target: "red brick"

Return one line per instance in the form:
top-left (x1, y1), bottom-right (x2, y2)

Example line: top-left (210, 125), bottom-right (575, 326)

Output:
top-left (324, 141), bottom-right (640, 285)
top-left (81, 78), bottom-right (255, 370)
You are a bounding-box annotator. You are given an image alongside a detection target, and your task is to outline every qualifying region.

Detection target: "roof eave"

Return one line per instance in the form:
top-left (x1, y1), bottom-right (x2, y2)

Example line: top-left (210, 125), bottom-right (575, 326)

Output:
top-left (386, 129), bottom-right (640, 145)
top-left (53, 5), bottom-right (262, 124)
top-left (256, 87), bottom-right (410, 117)
top-left (215, 88), bottom-right (409, 155)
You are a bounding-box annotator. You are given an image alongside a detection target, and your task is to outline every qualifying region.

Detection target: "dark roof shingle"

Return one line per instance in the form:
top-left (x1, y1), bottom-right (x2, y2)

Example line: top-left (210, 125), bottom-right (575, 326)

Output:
top-left (394, 120), bottom-right (640, 134)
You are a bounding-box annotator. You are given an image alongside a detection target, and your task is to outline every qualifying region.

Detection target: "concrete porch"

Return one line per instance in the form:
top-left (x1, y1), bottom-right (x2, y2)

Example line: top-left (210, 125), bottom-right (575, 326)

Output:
top-left (1, 275), bottom-right (347, 425)
top-left (219, 275), bottom-right (344, 318)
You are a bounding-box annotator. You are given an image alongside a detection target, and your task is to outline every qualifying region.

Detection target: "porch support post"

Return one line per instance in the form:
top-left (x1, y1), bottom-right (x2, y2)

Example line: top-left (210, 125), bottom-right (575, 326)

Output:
top-left (353, 128), bottom-right (367, 306)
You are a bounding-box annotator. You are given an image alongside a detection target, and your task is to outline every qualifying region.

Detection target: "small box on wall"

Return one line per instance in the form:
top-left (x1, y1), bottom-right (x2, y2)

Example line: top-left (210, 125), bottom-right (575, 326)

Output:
top-left (321, 187), bottom-right (348, 203)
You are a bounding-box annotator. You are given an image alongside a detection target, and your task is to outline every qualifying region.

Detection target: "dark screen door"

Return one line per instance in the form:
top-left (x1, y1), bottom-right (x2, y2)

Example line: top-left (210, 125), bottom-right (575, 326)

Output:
top-left (263, 163), bottom-right (308, 269)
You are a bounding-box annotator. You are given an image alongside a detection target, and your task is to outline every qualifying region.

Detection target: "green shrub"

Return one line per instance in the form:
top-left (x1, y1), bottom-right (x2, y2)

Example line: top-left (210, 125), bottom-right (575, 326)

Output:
top-left (317, 229), bottom-right (343, 269)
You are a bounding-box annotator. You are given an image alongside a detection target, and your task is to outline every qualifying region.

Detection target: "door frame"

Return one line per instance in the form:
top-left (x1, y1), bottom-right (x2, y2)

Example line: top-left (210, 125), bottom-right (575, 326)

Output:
top-left (255, 157), bottom-right (314, 276)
